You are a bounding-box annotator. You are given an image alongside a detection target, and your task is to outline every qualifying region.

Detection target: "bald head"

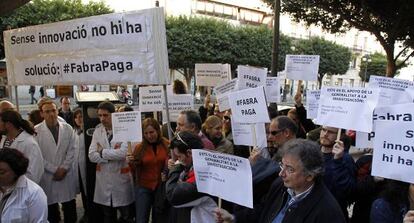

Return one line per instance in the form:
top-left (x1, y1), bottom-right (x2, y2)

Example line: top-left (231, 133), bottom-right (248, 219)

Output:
top-left (0, 100), bottom-right (15, 113)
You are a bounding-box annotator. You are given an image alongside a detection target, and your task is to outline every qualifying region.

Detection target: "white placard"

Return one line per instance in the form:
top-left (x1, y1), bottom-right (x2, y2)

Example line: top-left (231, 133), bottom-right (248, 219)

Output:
top-left (139, 85), bottom-right (164, 112)
top-left (195, 63), bottom-right (230, 87)
top-left (285, 55), bottom-right (319, 81)
top-left (214, 79), bottom-right (238, 112)
top-left (355, 131), bottom-right (374, 148)
top-left (306, 90), bottom-right (320, 119)
top-left (237, 65), bottom-right (267, 90)
top-left (112, 111), bottom-right (142, 142)
top-left (368, 75), bottom-right (414, 106)
top-left (162, 94), bottom-right (193, 122)
top-left (316, 87), bottom-right (379, 132)
top-left (228, 86), bottom-right (270, 124)
top-left (231, 121), bottom-right (267, 148)
top-left (265, 77), bottom-right (280, 103)
top-left (372, 121), bottom-right (414, 184)
top-left (46, 88), bottom-right (56, 98)
top-left (192, 149), bottom-right (253, 208)
top-left (4, 8), bottom-right (169, 85)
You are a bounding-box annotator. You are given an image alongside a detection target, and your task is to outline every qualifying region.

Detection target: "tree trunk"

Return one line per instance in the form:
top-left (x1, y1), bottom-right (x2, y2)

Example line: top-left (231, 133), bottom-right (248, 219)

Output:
top-left (0, 0), bottom-right (31, 16)
top-left (386, 56), bottom-right (397, 77)
top-left (183, 68), bottom-right (192, 94)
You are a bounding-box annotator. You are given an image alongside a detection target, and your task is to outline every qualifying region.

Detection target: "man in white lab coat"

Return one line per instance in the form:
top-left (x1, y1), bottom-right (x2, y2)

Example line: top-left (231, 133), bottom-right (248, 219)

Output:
top-left (89, 101), bottom-right (134, 223)
top-left (35, 99), bottom-right (77, 223)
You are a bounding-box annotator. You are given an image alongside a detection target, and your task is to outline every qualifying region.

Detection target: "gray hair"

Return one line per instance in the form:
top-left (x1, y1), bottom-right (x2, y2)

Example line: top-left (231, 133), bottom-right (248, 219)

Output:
top-left (179, 110), bottom-right (202, 131)
top-left (281, 139), bottom-right (324, 179)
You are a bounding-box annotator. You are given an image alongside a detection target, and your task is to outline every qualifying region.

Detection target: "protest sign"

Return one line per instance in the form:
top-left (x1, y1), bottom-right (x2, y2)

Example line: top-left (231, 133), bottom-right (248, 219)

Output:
top-left (371, 121), bottom-right (414, 184)
top-left (316, 86), bottom-right (379, 132)
top-left (228, 86), bottom-right (270, 123)
top-left (112, 111), bottom-right (142, 142)
top-left (192, 149), bottom-right (253, 208)
top-left (231, 121), bottom-right (266, 148)
top-left (214, 79), bottom-right (238, 112)
top-left (368, 75), bottom-right (414, 105)
top-left (284, 55), bottom-right (319, 81)
top-left (265, 77), bottom-right (280, 103)
top-left (237, 65), bottom-right (267, 90)
top-left (195, 63), bottom-right (230, 87)
top-left (305, 90), bottom-right (320, 119)
top-left (355, 131), bottom-right (374, 148)
top-left (139, 85), bottom-right (164, 112)
top-left (4, 8), bottom-right (169, 85)
top-left (162, 94), bottom-right (193, 122)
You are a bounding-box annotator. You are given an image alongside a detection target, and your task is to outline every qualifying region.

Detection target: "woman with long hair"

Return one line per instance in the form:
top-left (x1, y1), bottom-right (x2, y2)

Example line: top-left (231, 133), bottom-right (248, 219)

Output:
top-left (128, 118), bottom-right (169, 223)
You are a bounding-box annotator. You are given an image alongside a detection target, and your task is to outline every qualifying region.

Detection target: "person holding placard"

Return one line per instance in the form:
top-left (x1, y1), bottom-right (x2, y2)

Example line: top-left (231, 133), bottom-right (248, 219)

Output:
top-left (287, 93), bottom-right (316, 139)
top-left (166, 131), bottom-right (217, 223)
top-left (127, 118), bottom-right (170, 223)
top-left (201, 116), bottom-right (233, 154)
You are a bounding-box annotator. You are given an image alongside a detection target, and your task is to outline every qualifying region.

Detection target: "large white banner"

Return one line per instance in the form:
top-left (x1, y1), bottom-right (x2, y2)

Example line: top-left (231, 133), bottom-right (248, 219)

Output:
top-left (139, 85), bottom-right (164, 112)
top-left (231, 121), bottom-right (267, 148)
top-left (4, 8), bottom-right (169, 85)
top-left (306, 90), bottom-right (320, 119)
top-left (195, 63), bottom-right (231, 87)
top-left (284, 55), bottom-right (319, 81)
top-left (372, 121), bottom-right (414, 184)
top-left (192, 149), bottom-right (253, 208)
top-left (368, 75), bottom-right (414, 106)
top-left (162, 94), bottom-right (193, 122)
top-left (237, 65), bottom-right (267, 90)
top-left (316, 87), bottom-right (379, 132)
top-left (228, 86), bottom-right (270, 123)
top-left (214, 79), bottom-right (238, 112)
top-left (112, 111), bottom-right (142, 142)
top-left (265, 77), bottom-right (280, 103)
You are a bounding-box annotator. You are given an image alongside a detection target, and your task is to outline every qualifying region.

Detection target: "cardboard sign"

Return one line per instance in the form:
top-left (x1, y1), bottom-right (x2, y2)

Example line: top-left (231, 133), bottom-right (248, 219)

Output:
top-left (306, 90), bottom-right (320, 119)
top-left (139, 85), bottom-right (164, 112)
top-left (355, 131), bottom-right (374, 148)
top-left (265, 77), bottom-right (280, 103)
top-left (285, 55), bottom-right (319, 81)
top-left (228, 86), bottom-right (270, 124)
top-left (112, 111), bottom-right (142, 142)
top-left (372, 121), bottom-right (414, 184)
top-left (237, 65), bottom-right (267, 90)
top-left (195, 63), bottom-right (230, 87)
top-left (316, 87), bottom-right (379, 132)
top-left (368, 75), bottom-right (414, 106)
top-left (192, 149), bottom-right (253, 208)
top-left (4, 8), bottom-right (169, 85)
top-left (214, 79), bottom-right (238, 112)
top-left (231, 121), bottom-right (267, 148)
top-left (162, 94), bottom-right (193, 122)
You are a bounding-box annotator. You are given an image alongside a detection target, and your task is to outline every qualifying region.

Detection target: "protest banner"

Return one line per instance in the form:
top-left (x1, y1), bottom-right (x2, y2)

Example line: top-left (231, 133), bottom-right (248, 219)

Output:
top-left (305, 90), bottom-right (320, 119)
top-left (4, 8), bottom-right (169, 85)
top-left (231, 121), bottom-right (266, 148)
top-left (228, 86), bottom-right (270, 123)
top-left (368, 75), bottom-right (414, 106)
top-left (316, 86), bottom-right (379, 132)
top-left (371, 120), bottom-right (414, 184)
top-left (162, 94), bottom-right (193, 122)
top-left (112, 111), bottom-right (142, 142)
top-left (265, 77), bottom-right (280, 103)
top-left (284, 55), bottom-right (319, 81)
top-left (214, 79), bottom-right (238, 112)
top-left (195, 63), bottom-right (230, 87)
top-left (192, 149), bottom-right (253, 208)
top-left (139, 85), bottom-right (164, 112)
top-left (355, 131), bottom-right (374, 148)
top-left (237, 65), bottom-right (267, 90)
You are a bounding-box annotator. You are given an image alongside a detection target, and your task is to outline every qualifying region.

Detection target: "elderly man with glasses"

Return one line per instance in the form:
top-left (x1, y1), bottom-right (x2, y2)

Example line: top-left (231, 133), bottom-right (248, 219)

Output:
top-left (215, 139), bottom-right (346, 223)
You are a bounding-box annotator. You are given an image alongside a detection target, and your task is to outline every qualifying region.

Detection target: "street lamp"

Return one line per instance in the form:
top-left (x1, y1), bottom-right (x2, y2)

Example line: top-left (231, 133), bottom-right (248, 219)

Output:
top-left (362, 55), bottom-right (371, 87)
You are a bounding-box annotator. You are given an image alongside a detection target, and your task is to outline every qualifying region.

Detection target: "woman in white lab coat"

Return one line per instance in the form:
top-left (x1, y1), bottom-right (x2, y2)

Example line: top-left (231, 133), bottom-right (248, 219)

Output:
top-left (0, 148), bottom-right (48, 223)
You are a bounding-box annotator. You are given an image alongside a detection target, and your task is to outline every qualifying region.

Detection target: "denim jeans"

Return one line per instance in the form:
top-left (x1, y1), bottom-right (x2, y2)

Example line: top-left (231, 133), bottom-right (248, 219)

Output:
top-left (135, 186), bottom-right (155, 223)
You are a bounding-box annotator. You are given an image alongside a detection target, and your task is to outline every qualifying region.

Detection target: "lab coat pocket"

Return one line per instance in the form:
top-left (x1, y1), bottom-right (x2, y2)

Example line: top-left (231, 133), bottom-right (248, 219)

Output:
top-left (9, 207), bottom-right (29, 223)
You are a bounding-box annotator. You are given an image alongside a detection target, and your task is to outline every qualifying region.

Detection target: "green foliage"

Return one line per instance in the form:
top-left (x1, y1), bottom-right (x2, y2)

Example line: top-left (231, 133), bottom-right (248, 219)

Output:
top-left (0, 0), bottom-right (113, 58)
top-left (358, 53), bottom-right (407, 82)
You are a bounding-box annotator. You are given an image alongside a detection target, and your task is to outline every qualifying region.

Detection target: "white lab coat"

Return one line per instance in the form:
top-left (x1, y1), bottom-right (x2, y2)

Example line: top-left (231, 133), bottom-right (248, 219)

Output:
top-left (1, 175), bottom-right (48, 223)
top-left (34, 120), bottom-right (77, 205)
top-left (74, 129), bottom-right (87, 194)
top-left (88, 123), bottom-right (134, 207)
top-left (0, 131), bottom-right (44, 183)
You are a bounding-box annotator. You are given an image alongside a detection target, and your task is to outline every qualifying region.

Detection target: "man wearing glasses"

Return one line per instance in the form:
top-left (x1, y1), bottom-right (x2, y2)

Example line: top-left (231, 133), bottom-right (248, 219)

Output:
top-left (215, 139), bottom-right (345, 223)
top-left (176, 110), bottom-right (215, 150)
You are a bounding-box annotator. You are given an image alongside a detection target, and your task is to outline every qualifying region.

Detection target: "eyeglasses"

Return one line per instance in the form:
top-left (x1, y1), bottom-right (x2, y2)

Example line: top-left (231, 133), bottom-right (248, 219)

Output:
top-left (270, 128), bottom-right (285, 136)
top-left (175, 132), bottom-right (189, 147)
top-left (279, 162), bottom-right (296, 174)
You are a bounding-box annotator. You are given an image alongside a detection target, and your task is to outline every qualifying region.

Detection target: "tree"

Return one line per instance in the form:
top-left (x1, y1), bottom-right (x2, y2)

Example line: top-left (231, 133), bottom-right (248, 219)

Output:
top-left (0, 0), bottom-right (113, 59)
top-left (0, 0), bottom-right (31, 16)
top-left (358, 52), bottom-right (407, 82)
top-left (262, 0), bottom-right (414, 77)
top-left (294, 37), bottom-right (352, 86)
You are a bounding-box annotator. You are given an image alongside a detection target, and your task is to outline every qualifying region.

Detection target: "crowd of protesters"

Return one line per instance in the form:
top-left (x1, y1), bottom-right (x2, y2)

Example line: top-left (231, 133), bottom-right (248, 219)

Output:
top-left (1, 80), bottom-right (414, 223)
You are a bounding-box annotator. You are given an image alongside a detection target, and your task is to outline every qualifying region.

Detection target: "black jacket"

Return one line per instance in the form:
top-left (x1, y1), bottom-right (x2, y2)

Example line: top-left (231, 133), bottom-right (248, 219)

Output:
top-left (58, 108), bottom-right (74, 127)
top-left (235, 178), bottom-right (346, 223)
